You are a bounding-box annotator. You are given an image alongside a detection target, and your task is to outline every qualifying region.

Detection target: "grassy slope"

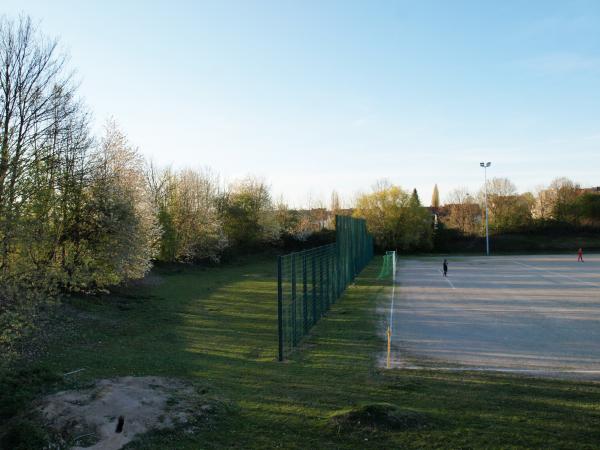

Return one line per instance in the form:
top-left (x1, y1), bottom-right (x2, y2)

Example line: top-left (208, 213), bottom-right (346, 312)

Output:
top-left (14, 256), bottom-right (600, 448)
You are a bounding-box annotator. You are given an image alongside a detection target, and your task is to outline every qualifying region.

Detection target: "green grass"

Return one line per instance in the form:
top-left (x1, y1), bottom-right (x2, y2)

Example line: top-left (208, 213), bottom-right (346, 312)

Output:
top-left (4, 256), bottom-right (600, 448)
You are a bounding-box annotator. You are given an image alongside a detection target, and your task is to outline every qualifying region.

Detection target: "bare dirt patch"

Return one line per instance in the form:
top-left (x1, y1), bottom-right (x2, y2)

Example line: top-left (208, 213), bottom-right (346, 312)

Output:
top-left (38, 376), bottom-right (218, 450)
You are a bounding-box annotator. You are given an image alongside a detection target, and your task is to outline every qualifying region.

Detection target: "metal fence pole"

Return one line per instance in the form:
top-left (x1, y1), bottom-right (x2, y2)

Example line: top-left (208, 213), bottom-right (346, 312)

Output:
top-left (302, 253), bottom-right (308, 333)
top-left (277, 256), bottom-right (284, 361)
top-left (319, 256), bottom-right (324, 317)
top-left (332, 247), bottom-right (337, 303)
top-left (312, 254), bottom-right (317, 326)
top-left (325, 249), bottom-right (330, 310)
top-left (291, 253), bottom-right (297, 346)
top-left (337, 257), bottom-right (341, 298)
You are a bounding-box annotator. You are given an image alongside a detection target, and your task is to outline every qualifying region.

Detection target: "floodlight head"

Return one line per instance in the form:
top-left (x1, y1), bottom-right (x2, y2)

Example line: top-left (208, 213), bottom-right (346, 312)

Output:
top-left (486, 162), bottom-right (491, 167)
top-left (480, 162), bottom-right (485, 167)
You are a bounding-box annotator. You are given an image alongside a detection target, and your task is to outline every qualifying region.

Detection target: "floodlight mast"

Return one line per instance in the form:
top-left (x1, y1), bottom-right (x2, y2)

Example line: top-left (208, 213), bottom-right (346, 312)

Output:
top-left (480, 162), bottom-right (491, 256)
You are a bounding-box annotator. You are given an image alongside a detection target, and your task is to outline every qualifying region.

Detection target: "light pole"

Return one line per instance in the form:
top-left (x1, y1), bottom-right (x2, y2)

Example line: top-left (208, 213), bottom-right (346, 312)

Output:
top-left (480, 162), bottom-right (491, 256)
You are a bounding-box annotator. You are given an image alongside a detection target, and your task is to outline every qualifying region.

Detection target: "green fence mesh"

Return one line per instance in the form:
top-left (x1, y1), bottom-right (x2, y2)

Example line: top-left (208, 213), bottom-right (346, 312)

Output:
top-left (277, 215), bottom-right (374, 361)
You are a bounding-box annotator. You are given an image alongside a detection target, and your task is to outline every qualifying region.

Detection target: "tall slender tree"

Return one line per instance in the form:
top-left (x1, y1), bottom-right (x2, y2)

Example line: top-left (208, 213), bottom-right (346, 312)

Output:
top-left (431, 184), bottom-right (440, 209)
top-left (410, 188), bottom-right (421, 207)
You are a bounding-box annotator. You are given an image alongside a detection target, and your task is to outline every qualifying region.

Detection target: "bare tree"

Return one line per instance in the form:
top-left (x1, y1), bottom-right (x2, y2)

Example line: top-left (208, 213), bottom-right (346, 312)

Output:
top-left (145, 160), bottom-right (173, 208)
top-left (330, 190), bottom-right (341, 213)
top-left (548, 177), bottom-right (580, 222)
top-left (480, 177), bottom-right (518, 199)
top-left (446, 186), bottom-right (472, 205)
top-left (478, 178), bottom-right (532, 231)
top-left (442, 187), bottom-right (480, 234)
top-left (0, 16), bottom-right (77, 267)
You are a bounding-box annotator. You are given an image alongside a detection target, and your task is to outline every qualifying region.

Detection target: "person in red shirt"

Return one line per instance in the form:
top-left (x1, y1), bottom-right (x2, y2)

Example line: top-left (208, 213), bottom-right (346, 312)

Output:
top-left (577, 248), bottom-right (584, 262)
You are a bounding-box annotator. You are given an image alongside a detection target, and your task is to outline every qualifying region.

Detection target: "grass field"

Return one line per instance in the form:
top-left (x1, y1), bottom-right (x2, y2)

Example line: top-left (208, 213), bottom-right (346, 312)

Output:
top-left (4, 255), bottom-right (600, 448)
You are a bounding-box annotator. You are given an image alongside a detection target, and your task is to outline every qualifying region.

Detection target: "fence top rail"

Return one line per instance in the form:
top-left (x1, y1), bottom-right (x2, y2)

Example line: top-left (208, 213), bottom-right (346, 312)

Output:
top-left (279, 243), bottom-right (337, 260)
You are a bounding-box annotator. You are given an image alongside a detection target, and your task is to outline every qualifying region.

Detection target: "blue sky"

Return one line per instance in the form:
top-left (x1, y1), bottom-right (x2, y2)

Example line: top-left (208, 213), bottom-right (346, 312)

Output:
top-left (6, 1), bottom-right (600, 206)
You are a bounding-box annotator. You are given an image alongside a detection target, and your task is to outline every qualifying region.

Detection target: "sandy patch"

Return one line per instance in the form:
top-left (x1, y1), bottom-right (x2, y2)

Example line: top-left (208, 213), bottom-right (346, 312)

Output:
top-left (38, 376), bottom-right (213, 450)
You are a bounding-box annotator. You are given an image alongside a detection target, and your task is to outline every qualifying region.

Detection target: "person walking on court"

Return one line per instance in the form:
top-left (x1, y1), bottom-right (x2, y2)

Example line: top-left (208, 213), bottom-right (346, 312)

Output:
top-left (443, 259), bottom-right (448, 277)
top-left (578, 247), bottom-right (584, 262)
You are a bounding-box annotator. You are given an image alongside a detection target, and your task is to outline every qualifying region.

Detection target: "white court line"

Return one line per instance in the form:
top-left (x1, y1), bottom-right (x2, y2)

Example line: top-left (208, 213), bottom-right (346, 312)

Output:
top-left (401, 365), bottom-right (600, 375)
top-left (438, 269), bottom-right (456, 289)
top-left (513, 260), bottom-right (600, 288)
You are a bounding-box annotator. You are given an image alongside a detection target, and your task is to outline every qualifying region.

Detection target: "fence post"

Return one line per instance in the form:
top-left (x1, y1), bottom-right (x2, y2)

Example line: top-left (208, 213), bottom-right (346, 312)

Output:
top-left (319, 256), bottom-right (324, 317)
top-left (332, 247), bottom-right (337, 303)
top-left (325, 249), bottom-right (330, 310)
top-left (291, 253), bottom-right (297, 346)
top-left (336, 257), bottom-right (341, 298)
top-left (312, 254), bottom-right (317, 325)
top-left (277, 256), bottom-right (284, 361)
top-left (302, 253), bottom-right (308, 333)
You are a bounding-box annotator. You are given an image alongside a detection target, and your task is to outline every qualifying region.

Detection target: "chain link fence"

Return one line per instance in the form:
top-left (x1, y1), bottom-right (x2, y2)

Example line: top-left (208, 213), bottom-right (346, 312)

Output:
top-left (277, 215), bottom-right (373, 360)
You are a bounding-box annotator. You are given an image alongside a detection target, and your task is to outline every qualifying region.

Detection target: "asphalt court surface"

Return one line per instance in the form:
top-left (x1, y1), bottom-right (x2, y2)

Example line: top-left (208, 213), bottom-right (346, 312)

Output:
top-left (390, 254), bottom-right (600, 378)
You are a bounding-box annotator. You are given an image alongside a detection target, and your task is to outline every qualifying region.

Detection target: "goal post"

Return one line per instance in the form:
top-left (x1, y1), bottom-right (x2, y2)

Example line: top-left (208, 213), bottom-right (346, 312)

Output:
top-left (382, 250), bottom-right (397, 368)
top-left (378, 250), bottom-right (396, 280)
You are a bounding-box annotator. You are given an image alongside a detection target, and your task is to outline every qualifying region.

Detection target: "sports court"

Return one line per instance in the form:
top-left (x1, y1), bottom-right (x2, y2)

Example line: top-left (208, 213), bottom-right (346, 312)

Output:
top-left (389, 254), bottom-right (600, 378)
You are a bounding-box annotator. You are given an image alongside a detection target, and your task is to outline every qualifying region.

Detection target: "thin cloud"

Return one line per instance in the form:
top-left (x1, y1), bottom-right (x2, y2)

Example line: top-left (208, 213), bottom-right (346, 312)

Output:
top-left (352, 117), bottom-right (370, 127)
top-left (517, 52), bottom-right (600, 74)
top-left (521, 15), bottom-right (597, 36)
